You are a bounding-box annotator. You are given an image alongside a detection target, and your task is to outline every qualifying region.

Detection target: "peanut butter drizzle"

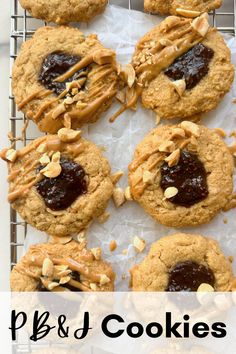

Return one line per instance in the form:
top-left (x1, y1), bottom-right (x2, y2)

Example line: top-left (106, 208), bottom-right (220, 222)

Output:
top-left (54, 258), bottom-right (103, 283)
top-left (54, 54), bottom-right (95, 83)
top-left (68, 83), bottom-right (117, 120)
top-left (110, 17), bottom-right (206, 123)
top-left (8, 175), bottom-right (42, 202)
top-left (15, 248), bottom-right (111, 292)
top-left (18, 88), bottom-right (47, 110)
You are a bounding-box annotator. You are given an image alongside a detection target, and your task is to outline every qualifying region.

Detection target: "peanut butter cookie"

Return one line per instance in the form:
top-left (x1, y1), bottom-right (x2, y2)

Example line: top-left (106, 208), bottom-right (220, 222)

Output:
top-left (19, 0), bottom-right (108, 24)
top-left (12, 26), bottom-right (118, 134)
top-left (130, 233), bottom-right (234, 291)
top-left (128, 122), bottom-right (234, 228)
top-left (144, 0), bottom-right (222, 16)
top-left (1, 129), bottom-right (114, 236)
top-left (112, 14), bottom-right (234, 122)
top-left (11, 240), bottom-right (115, 291)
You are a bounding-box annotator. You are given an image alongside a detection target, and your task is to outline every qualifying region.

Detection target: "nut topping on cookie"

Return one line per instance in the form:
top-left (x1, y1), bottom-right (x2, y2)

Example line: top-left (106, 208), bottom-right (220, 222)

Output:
top-left (164, 148), bottom-right (180, 167)
top-left (176, 8), bottom-right (201, 18)
top-left (159, 141), bottom-right (175, 153)
top-left (100, 274), bottom-right (111, 285)
top-left (191, 13), bottom-right (210, 37)
top-left (58, 128), bottom-right (81, 143)
top-left (40, 161), bottom-right (62, 178)
top-left (42, 258), bottom-right (54, 277)
top-left (171, 79), bottom-right (186, 97)
top-left (6, 149), bottom-right (18, 162)
top-left (197, 283), bottom-right (215, 292)
top-left (164, 187), bottom-right (178, 199)
top-left (180, 121), bottom-right (200, 137)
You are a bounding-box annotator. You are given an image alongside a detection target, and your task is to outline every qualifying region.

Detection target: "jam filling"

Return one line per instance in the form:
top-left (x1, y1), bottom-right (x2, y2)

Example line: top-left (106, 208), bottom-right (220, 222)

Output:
top-left (36, 158), bottom-right (87, 211)
top-left (166, 261), bottom-right (215, 292)
top-left (38, 52), bottom-right (87, 95)
top-left (160, 150), bottom-right (208, 207)
top-left (36, 271), bottom-right (82, 292)
top-left (164, 43), bottom-right (214, 89)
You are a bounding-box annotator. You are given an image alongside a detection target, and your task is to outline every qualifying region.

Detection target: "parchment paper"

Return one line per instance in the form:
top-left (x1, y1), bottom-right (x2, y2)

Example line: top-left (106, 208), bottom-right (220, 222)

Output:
top-left (24, 5), bottom-right (236, 290)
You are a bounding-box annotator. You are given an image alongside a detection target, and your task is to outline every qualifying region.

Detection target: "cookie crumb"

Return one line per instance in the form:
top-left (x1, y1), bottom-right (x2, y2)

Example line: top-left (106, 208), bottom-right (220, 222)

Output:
top-left (111, 170), bottom-right (124, 184)
top-left (133, 236), bottom-right (146, 253)
top-left (124, 186), bottom-right (133, 201)
top-left (91, 247), bottom-right (102, 261)
top-left (122, 249), bottom-right (128, 255)
top-left (109, 240), bottom-right (117, 252)
top-left (214, 128), bottom-right (226, 138)
top-left (100, 274), bottom-right (111, 285)
top-left (229, 255), bottom-right (234, 263)
top-left (223, 217), bottom-right (228, 224)
top-left (113, 187), bottom-right (126, 207)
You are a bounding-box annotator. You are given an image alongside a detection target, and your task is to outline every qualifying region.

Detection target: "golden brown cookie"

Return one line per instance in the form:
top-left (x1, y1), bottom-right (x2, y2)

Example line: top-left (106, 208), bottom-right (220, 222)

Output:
top-left (115, 14), bottom-right (234, 122)
top-left (11, 240), bottom-right (115, 291)
top-left (19, 0), bottom-right (108, 24)
top-left (1, 129), bottom-right (114, 236)
top-left (144, 0), bottom-right (222, 16)
top-left (130, 233), bottom-right (234, 291)
top-left (128, 122), bottom-right (234, 228)
top-left (12, 26), bottom-right (119, 134)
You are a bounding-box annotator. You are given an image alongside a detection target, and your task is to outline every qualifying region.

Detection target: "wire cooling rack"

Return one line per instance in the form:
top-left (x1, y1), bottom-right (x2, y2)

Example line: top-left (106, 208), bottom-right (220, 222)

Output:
top-left (9, 0), bottom-right (236, 267)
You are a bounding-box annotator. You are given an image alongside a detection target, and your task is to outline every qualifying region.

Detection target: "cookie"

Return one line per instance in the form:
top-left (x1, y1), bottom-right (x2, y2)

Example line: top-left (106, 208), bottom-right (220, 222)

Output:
top-left (12, 26), bottom-right (119, 134)
top-left (130, 233), bottom-right (234, 291)
top-left (19, 0), bottom-right (108, 24)
top-left (112, 14), bottom-right (234, 122)
top-left (144, 0), bottom-right (222, 16)
top-left (11, 240), bottom-right (115, 291)
top-left (1, 129), bottom-right (114, 236)
top-left (128, 122), bottom-right (234, 228)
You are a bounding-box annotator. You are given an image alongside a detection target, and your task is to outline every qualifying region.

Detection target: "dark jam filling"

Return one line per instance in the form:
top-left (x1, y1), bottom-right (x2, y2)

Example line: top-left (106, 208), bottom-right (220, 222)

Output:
top-left (38, 52), bottom-right (87, 95)
top-left (36, 271), bottom-right (82, 292)
top-left (160, 150), bottom-right (208, 207)
top-left (164, 43), bottom-right (214, 89)
top-left (166, 261), bottom-right (215, 292)
top-left (36, 158), bottom-right (87, 211)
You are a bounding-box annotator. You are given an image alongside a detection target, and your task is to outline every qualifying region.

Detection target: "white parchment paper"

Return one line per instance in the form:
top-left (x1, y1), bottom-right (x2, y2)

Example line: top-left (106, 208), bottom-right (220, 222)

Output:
top-left (24, 5), bottom-right (236, 290)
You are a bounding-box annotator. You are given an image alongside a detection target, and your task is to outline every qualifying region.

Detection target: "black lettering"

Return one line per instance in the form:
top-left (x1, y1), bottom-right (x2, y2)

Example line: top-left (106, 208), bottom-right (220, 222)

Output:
top-left (58, 315), bottom-right (69, 338)
top-left (101, 314), bottom-right (124, 338)
top-left (127, 322), bottom-right (143, 338)
top-left (74, 312), bottom-right (92, 339)
top-left (192, 322), bottom-right (209, 338)
top-left (166, 312), bottom-right (182, 338)
top-left (183, 314), bottom-right (190, 337)
top-left (9, 311), bottom-right (27, 341)
top-left (211, 322), bottom-right (227, 338)
top-left (146, 322), bottom-right (163, 338)
top-left (30, 311), bottom-right (55, 342)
